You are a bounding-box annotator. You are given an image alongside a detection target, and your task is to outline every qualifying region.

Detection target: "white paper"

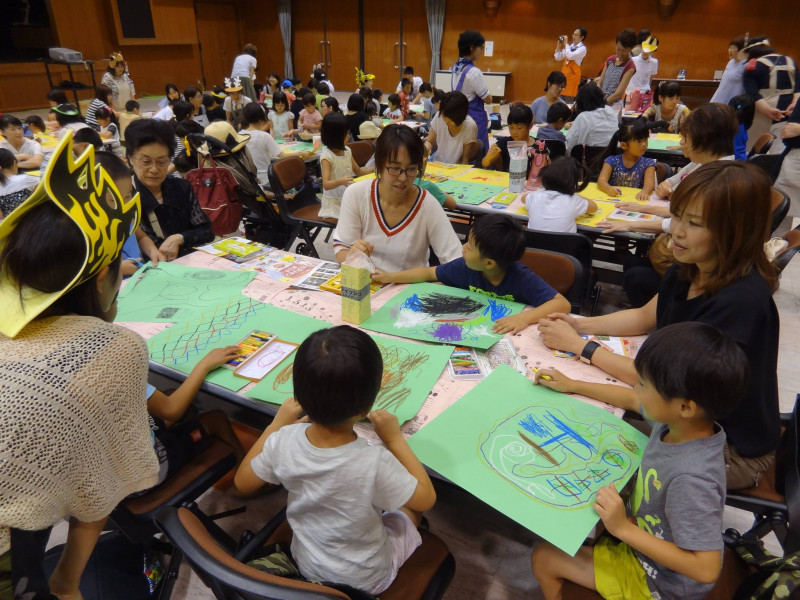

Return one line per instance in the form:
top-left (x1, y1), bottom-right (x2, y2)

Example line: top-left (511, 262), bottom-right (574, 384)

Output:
top-left (235, 340), bottom-right (298, 381)
top-left (484, 41), bottom-right (494, 57)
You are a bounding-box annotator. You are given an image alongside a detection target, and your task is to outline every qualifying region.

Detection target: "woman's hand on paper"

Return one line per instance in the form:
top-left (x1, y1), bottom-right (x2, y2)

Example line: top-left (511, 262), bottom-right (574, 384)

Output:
top-left (538, 314), bottom-right (584, 355)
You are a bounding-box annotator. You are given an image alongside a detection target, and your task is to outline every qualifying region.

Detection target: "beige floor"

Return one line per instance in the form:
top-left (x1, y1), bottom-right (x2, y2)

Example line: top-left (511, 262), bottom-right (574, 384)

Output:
top-left (34, 96), bottom-right (799, 598)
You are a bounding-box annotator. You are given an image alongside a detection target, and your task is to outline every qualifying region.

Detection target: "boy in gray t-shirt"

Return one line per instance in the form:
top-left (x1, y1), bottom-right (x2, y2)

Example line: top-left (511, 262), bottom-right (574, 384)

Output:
top-left (532, 322), bottom-right (749, 600)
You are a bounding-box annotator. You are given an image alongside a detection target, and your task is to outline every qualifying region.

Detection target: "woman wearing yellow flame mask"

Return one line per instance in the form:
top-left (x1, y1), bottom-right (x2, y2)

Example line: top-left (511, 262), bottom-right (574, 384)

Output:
top-left (0, 134), bottom-right (159, 598)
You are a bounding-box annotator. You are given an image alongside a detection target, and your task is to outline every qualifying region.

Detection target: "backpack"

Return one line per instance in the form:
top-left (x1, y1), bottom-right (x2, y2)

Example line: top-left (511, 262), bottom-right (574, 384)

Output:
top-left (730, 529), bottom-right (800, 600)
top-left (186, 156), bottom-right (242, 236)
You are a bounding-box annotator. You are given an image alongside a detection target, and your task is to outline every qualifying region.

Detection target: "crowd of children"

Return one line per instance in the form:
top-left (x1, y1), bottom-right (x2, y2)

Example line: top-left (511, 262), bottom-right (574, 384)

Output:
top-left (0, 28), bottom-right (795, 600)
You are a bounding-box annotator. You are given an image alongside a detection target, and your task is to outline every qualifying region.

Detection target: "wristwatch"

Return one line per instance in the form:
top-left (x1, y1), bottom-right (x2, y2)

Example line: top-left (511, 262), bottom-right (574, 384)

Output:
top-left (579, 341), bottom-right (601, 365)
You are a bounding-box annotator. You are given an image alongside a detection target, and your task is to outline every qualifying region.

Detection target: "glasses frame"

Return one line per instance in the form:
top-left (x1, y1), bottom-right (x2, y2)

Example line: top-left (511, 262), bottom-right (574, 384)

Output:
top-left (384, 165), bottom-right (420, 178)
top-left (132, 154), bottom-right (172, 170)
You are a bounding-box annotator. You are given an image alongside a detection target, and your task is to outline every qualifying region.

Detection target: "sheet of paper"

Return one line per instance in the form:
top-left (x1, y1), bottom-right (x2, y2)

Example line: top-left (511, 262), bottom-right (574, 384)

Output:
top-left (116, 321), bottom-right (173, 339)
top-left (247, 333), bottom-right (452, 424)
top-left (425, 162), bottom-right (474, 178)
top-left (145, 295), bottom-right (330, 392)
top-left (235, 340), bottom-right (298, 381)
top-left (407, 365), bottom-right (648, 556)
top-left (453, 168), bottom-right (510, 187)
top-left (578, 183), bottom-right (648, 203)
top-left (361, 282), bottom-right (524, 350)
top-left (438, 179), bottom-right (507, 205)
top-left (116, 263), bottom-right (256, 323)
top-left (240, 250), bottom-right (329, 283)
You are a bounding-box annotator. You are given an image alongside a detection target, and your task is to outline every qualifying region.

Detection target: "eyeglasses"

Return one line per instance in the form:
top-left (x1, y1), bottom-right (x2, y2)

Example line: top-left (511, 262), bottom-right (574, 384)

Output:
top-left (385, 165), bottom-right (419, 178)
top-left (133, 155), bottom-right (171, 169)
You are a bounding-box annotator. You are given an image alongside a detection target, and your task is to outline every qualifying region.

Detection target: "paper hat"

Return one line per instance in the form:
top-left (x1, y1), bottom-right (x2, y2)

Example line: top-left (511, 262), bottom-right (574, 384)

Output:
top-left (53, 103), bottom-right (79, 116)
top-left (0, 131), bottom-right (141, 338)
top-left (641, 36), bottom-right (660, 53)
top-left (109, 52), bottom-right (125, 68)
top-left (282, 79), bottom-right (293, 87)
top-left (224, 77), bottom-right (243, 92)
top-left (358, 120), bottom-right (382, 140)
top-left (200, 121), bottom-right (250, 155)
top-left (355, 67), bottom-right (375, 88)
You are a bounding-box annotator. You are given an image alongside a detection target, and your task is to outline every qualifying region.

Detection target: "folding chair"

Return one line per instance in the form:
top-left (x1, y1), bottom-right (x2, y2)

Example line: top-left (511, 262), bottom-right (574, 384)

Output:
top-left (776, 226), bottom-right (800, 274)
top-left (523, 228), bottom-right (600, 315)
top-left (770, 188), bottom-right (791, 235)
top-left (655, 161), bottom-right (673, 183)
top-left (749, 154), bottom-right (782, 184)
top-left (725, 394), bottom-right (800, 554)
top-left (347, 141), bottom-right (375, 168)
top-left (520, 249), bottom-right (585, 313)
top-left (569, 145), bottom-right (606, 181)
top-left (748, 133), bottom-right (776, 158)
top-left (156, 506), bottom-right (455, 600)
top-left (108, 434), bottom-right (239, 598)
top-left (541, 139), bottom-right (566, 160)
top-left (268, 156), bottom-right (337, 257)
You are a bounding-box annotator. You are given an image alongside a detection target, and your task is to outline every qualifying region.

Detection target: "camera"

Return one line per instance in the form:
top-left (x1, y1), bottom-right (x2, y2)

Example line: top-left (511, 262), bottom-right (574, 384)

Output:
top-left (558, 35), bottom-right (566, 42)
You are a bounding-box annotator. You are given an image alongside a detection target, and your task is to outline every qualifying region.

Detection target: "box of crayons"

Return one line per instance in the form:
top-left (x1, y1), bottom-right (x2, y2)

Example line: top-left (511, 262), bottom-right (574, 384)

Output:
top-left (448, 346), bottom-right (483, 380)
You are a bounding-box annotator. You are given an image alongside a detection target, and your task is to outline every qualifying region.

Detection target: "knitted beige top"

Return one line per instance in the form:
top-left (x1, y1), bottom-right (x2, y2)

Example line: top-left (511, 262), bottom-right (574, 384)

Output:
top-left (0, 315), bottom-right (159, 553)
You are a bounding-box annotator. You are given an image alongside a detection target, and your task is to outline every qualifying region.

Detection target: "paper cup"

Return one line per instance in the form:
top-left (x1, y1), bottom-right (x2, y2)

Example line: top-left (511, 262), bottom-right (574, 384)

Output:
top-left (313, 135), bottom-right (322, 151)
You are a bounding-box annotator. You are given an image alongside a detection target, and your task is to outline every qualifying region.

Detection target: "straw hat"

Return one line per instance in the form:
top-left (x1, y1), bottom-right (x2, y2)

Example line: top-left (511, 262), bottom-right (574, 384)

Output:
top-left (641, 36), bottom-right (660, 53)
top-left (359, 120), bottom-right (382, 140)
top-left (201, 121), bottom-right (250, 155)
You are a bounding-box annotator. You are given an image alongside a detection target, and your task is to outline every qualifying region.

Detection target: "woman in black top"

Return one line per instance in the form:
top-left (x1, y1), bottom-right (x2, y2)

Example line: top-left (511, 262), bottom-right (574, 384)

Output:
top-left (345, 93), bottom-right (368, 142)
top-left (126, 119), bottom-right (213, 259)
top-left (537, 161), bottom-right (780, 490)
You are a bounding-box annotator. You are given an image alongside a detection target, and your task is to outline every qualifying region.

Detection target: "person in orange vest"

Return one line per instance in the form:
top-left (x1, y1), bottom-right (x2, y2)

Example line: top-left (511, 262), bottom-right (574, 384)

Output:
top-left (554, 27), bottom-right (587, 102)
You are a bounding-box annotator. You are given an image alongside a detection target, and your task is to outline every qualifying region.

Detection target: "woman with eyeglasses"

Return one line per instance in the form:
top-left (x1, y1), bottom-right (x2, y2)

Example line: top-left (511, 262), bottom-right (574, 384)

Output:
top-left (333, 125), bottom-right (462, 272)
top-left (126, 119), bottom-right (213, 260)
top-left (530, 71), bottom-right (568, 125)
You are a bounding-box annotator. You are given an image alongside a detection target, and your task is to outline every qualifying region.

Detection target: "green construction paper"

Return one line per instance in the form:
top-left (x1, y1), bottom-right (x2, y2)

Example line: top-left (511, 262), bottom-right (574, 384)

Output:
top-left (117, 263), bottom-right (256, 323)
top-left (645, 138), bottom-right (682, 152)
top-left (247, 334), bottom-right (452, 423)
top-left (361, 282), bottom-right (524, 350)
top-left (145, 294), bottom-right (330, 392)
top-left (437, 179), bottom-right (506, 205)
top-left (408, 366), bottom-right (648, 556)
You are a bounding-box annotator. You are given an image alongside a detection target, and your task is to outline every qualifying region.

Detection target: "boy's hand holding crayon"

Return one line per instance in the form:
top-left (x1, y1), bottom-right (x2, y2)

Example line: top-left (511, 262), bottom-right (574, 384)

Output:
top-left (593, 484), bottom-right (629, 537)
top-left (368, 410), bottom-right (402, 445)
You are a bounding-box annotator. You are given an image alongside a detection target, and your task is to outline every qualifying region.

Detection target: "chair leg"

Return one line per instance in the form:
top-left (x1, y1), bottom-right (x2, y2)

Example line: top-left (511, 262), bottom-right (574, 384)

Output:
top-left (156, 545), bottom-right (184, 600)
top-left (283, 225), bottom-right (300, 253)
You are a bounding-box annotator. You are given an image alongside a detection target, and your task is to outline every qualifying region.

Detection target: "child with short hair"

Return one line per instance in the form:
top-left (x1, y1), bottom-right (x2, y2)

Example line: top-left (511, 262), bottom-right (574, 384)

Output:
top-left (0, 115), bottom-right (44, 169)
top-left (315, 82), bottom-right (331, 110)
top-left (597, 120), bottom-right (656, 200)
top-left (290, 86), bottom-right (312, 128)
top-left (396, 66), bottom-right (423, 103)
top-left (525, 157), bottom-right (597, 233)
top-left (207, 88), bottom-right (228, 122)
top-left (23, 115), bottom-right (46, 136)
top-left (95, 107), bottom-right (124, 157)
top-left (418, 82), bottom-right (436, 122)
top-left (241, 103), bottom-right (300, 184)
top-left (483, 104), bottom-right (535, 171)
top-left (267, 91), bottom-right (293, 139)
top-left (397, 78), bottom-right (412, 119)
top-left (373, 88), bottom-right (387, 116)
top-left (281, 79), bottom-right (296, 104)
top-left (0, 148), bottom-right (38, 218)
top-left (235, 325), bottom-right (436, 594)
top-left (119, 99), bottom-right (142, 142)
top-left (424, 91), bottom-right (478, 164)
top-left (385, 93), bottom-right (403, 120)
top-left (319, 112), bottom-right (373, 218)
top-left (644, 81), bottom-right (690, 134)
top-left (373, 214), bottom-right (570, 333)
top-left (531, 321), bottom-right (748, 600)
top-left (536, 102), bottom-right (571, 143)
top-left (287, 93), bottom-right (322, 137)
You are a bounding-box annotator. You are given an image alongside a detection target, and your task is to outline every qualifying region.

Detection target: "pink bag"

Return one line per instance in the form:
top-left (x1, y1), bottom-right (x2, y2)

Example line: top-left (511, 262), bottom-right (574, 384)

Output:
top-left (525, 140), bottom-right (550, 190)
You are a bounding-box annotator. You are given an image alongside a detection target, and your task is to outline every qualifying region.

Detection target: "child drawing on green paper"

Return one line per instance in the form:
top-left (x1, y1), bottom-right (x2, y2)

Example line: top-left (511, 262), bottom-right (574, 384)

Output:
top-left (373, 214), bottom-right (569, 335)
top-left (532, 322), bottom-right (749, 600)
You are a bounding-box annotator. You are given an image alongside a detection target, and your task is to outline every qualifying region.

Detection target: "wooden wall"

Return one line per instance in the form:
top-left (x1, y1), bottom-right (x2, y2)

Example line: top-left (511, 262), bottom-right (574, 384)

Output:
top-left (439, 0), bottom-right (800, 102)
top-left (2, 0), bottom-right (798, 112)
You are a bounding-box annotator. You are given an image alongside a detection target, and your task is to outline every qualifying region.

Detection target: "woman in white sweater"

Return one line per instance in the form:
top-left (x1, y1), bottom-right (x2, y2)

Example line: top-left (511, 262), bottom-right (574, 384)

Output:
top-left (0, 135), bottom-right (158, 598)
top-left (333, 125), bottom-right (462, 271)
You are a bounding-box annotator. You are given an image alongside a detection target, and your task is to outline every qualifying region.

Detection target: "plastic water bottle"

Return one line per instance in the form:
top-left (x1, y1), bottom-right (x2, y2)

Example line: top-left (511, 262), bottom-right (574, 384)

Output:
top-left (508, 141), bottom-right (527, 193)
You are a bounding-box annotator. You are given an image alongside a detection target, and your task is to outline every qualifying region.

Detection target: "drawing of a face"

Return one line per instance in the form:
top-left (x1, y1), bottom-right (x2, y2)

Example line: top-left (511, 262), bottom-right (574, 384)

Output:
top-left (479, 406), bottom-right (641, 509)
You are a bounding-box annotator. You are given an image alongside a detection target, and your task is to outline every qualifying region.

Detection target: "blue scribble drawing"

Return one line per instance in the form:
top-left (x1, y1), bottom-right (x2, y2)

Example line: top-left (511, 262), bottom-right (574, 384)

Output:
top-left (479, 406), bottom-right (641, 510)
top-left (484, 299), bottom-right (513, 321)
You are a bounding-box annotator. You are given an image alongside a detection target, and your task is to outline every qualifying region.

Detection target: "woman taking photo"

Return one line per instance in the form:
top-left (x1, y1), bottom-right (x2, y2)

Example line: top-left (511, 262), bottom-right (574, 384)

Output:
top-left (554, 27), bottom-right (587, 102)
top-left (537, 161), bottom-right (780, 490)
top-left (333, 124), bottom-right (462, 271)
top-left (126, 119), bottom-right (213, 259)
top-left (0, 134), bottom-right (158, 598)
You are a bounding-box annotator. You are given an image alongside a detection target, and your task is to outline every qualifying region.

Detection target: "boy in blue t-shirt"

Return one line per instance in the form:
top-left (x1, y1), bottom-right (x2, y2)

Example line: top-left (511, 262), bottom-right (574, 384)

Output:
top-left (535, 102), bottom-right (571, 143)
top-left (372, 214), bottom-right (570, 334)
top-left (531, 322), bottom-right (748, 600)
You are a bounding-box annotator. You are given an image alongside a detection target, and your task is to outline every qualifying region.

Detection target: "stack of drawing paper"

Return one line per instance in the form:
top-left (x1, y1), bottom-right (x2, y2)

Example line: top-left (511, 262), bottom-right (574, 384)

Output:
top-left (143, 295), bottom-right (330, 392)
top-left (361, 282), bottom-right (523, 349)
top-left (116, 263), bottom-right (257, 323)
top-left (247, 333), bottom-right (452, 424)
top-left (408, 366), bottom-right (648, 556)
top-left (437, 178), bottom-right (506, 205)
